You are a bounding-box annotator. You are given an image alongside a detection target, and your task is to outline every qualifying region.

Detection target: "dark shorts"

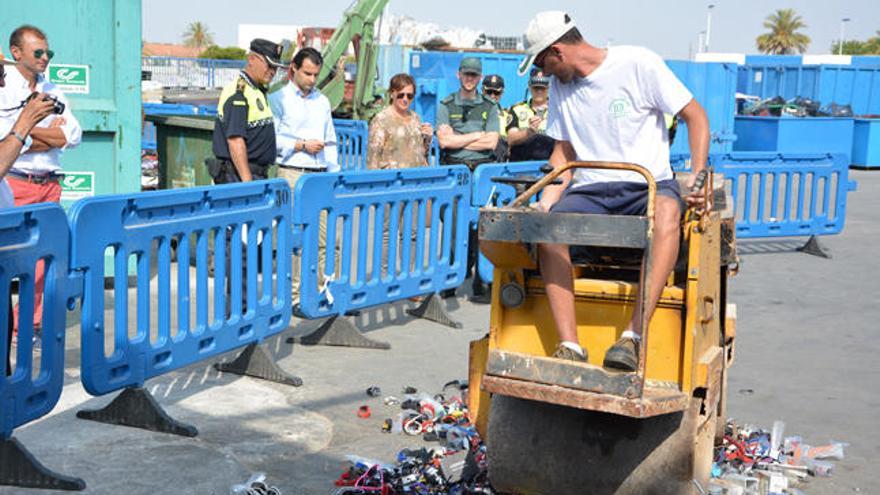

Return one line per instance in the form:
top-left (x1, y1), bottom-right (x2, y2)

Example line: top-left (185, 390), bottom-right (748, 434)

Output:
top-left (551, 179), bottom-right (683, 216)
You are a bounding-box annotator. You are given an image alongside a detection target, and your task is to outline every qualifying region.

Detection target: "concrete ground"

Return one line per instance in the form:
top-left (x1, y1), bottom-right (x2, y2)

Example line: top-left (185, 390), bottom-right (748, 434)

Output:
top-left (3, 170), bottom-right (878, 495)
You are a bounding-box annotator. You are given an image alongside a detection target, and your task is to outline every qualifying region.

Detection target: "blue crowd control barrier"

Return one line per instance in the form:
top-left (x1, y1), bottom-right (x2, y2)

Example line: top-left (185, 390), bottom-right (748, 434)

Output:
top-left (1, 204), bottom-right (86, 490)
top-left (1, 204), bottom-right (78, 437)
top-left (68, 180), bottom-right (292, 396)
top-left (293, 166), bottom-right (472, 320)
top-left (471, 161), bottom-right (546, 282)
top-left (709, 152), bottom-right (857, 239)
top-left (333, 119), bottom-right (369, 171)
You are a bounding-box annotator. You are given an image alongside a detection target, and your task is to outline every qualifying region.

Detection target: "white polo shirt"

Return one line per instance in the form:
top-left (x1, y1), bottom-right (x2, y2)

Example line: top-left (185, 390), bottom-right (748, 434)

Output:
top-left (0, 66), bottom-right (82, 175)
top-left (546, 45), bottom-right (693, 187)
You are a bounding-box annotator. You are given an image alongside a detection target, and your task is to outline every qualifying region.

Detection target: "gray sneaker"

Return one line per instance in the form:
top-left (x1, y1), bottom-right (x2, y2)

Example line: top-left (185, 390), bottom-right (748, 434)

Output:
top-left (552, 344), bottom-right (587, 363)
top-left (603, 337), bottom-right (639, 371)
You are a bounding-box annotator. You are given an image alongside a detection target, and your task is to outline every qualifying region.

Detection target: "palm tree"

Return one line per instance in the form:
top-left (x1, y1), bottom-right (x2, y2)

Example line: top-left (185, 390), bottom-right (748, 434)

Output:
top-left (182, 22), bottom-right (214, 52)
top-left (756, 9), bottom-right (810, 54)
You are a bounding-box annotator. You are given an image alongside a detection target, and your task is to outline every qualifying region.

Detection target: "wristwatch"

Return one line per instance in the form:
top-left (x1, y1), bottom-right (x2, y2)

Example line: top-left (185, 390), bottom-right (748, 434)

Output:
top-left (10, 130), bottom-right (27, 145)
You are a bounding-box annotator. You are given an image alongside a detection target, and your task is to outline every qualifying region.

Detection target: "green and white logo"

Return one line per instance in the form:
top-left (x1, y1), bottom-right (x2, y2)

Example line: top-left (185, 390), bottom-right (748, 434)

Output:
top-left (47, 64), bottom-right (90, 94)
top-left (60, 171), bottom-right (95, 200)
top-left (609, 98), bottom-right (631, 119)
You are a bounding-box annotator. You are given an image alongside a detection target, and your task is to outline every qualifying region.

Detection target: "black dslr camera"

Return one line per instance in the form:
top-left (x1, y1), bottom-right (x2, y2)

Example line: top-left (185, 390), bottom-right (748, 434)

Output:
top-left (25, 92), bottom-right (65, 114)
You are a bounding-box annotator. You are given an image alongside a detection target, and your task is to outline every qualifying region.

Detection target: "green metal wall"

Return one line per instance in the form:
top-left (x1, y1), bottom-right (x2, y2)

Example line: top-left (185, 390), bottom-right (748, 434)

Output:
top-left (1, 0), bottom-right (142, 207)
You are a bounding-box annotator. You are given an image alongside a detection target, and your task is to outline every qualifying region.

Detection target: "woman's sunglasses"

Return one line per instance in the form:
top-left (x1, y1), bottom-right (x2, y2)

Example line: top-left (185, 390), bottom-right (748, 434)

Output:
top-left (33, 49), bottom-right (55, 60)
top-left (395, 92), bottom-right (414, 101)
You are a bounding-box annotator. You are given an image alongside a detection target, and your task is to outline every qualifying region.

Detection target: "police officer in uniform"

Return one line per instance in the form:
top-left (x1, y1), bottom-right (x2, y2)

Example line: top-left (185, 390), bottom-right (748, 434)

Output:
top-left (209, 38), bottom-right (285, 184)
top-left (436, 57), bottom-right (500, 170)
top-left (482, 74), bottom-right (511, 162)
top-left (507, 68), bottom-right (555, 162)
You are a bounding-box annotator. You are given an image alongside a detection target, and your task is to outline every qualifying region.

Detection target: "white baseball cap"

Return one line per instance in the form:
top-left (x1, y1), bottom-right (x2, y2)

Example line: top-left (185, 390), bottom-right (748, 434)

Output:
top-left (518, 11), bottom-right (577, 76)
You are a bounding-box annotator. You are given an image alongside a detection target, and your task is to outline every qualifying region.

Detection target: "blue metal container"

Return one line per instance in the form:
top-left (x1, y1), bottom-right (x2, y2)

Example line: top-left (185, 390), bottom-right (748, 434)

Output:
top-left (409, 50), bottom-right (529, 124)
top-left (851, 118), bottom-right (880, 168)
top-left (377, 45), bottom-right (414, 88)
top-left (851, 56), bottom-right (880, 67)
top-left (737, 64), bottom-right (880, 115)
top-left (667, 61), bottom-right (737, 154)
top-left (816, 66), bottom-right (880, 115)
top-left (744, 55), bottom-right (803, 66)
top-left (733, 116), bottom-right (854, 161)
top-left (737, 65), bottom-right (822, 101)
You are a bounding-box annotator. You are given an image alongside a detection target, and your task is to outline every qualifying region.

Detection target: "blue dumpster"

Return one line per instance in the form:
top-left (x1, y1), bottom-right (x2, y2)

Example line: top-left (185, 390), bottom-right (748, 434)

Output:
top-left (852, 118), bottom-right (880, 169)
top-left (733, 116), bottom-right (854, 161)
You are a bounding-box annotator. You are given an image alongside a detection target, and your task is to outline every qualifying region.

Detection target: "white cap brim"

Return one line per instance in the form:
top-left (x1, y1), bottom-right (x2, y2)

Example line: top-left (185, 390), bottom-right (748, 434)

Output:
top-left (517, 17), bottom-right (576, 76)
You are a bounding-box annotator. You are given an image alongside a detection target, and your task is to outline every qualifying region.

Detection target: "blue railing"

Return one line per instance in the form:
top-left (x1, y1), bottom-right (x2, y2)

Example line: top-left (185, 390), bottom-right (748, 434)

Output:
top-left (293, 166), bottom-right (472, 319)
top-left (68, 180), bottom-right (292, 395)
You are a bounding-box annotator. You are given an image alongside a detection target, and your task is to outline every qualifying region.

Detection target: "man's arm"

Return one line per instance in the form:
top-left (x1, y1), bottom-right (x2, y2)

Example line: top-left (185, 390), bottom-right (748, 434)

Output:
top-left (463, 131), bottom-right (499, 151)
top-left (1, 95), bottom-right (55, 177)
top-left (226, 136), bottom-right (252, 182)
top-left (436, 124), bottom-right (482, 149)
top-left (537, 140), bottom-right (577, 212)
top-left (28, 127), bottom-right (66, 148)
top-left (677, 99), bottom-right (710, 207)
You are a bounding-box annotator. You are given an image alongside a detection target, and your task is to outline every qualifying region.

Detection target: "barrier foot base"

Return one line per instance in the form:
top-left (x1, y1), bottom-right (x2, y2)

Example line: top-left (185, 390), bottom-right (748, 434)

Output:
top-left (288, 316), bottom-right (391, 349)
top-left (797, 235), bottom-right (831, 259)
top-left (214, 343), bottom-right (303, 387)
top-left (76, 387), bottom-right (198, 437)
top-left (0, 438), bottom-right (86, 491)
top-left (406, 293), bottom-right (463, 329)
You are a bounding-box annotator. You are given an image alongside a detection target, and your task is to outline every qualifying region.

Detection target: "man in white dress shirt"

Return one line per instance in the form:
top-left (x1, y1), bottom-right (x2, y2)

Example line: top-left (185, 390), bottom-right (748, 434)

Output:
top-left (0, 25), bottom-right (81, 335)
top-left (269, 47), bottom-right (339, 307)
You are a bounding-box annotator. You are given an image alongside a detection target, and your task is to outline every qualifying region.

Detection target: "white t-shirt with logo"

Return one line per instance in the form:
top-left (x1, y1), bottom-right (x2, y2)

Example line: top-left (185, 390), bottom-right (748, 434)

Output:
top-left (546, 45), bottom-right (693, 187)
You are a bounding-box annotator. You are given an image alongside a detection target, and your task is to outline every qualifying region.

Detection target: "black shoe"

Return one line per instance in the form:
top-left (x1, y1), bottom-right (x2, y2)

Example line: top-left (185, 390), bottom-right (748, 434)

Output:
top-left (603, 338), bottom-right (639, 371)
top-left (468, 292), bottom-right (491, 304)
top-left (440, 288), bottom-right (456, 299)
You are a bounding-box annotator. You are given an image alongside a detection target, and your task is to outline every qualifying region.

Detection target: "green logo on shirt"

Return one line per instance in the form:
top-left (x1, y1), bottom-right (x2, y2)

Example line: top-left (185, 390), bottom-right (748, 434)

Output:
top-left (609, 98), bottom-right (631, 119)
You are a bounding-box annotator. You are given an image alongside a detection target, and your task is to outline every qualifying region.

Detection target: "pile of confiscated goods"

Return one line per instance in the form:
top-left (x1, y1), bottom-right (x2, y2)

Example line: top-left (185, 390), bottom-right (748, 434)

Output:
top-left (709, 419), bottom-right (847, 495)
top-left (740, 96), bottom-right (854, 118)
top-left (332, 381), bottom-right (494, 494)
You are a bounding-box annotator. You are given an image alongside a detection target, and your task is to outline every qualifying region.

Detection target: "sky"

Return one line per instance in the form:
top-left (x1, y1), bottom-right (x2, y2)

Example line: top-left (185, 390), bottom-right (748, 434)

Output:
top-left (142, 0), bottom-right (879, 59)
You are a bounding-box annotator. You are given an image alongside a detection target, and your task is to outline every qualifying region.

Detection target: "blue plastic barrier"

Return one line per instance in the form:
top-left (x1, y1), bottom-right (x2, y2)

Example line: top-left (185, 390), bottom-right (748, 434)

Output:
top-left (471, 161), bottom-right (546, 282)
top-left (292, 166), bottom-right (472, 318)
top-left (710, 152), bottom-right (857, 238)
top-left (852, 118), bottom-right (880, 168)
top-left (333, 119), bottom-right (369, 171)
top-left (68, 180), bottom-right (292, 395)
top-left (1, 204), bottom-right (78, 438)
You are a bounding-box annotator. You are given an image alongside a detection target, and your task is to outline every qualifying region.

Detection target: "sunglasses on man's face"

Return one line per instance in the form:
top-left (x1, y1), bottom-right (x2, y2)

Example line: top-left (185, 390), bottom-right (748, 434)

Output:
top-left (484, 89), bottom-right (502, 96)
top-left (33, 49), bottom-right (54, 61)
top-left (395, 92), bottom-right (414, 101)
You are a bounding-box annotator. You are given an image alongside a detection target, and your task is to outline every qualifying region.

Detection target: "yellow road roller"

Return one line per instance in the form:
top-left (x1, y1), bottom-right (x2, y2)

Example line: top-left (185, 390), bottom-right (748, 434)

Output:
top-left (468, 162), bottom-right (737, 494)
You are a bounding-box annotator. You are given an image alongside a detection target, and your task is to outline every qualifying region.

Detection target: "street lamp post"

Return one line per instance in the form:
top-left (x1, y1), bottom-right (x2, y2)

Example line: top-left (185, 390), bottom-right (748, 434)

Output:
top-left (705, 4), bottom-right (715, 53)
top-left (838, 17), bottom-right (851, 56)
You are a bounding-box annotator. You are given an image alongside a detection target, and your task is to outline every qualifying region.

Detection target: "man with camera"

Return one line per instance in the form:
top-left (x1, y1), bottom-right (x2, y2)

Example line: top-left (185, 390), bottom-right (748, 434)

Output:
top-left (1, 51), bottom-right (57, 371)
top-left (0, 25), bottom-right (81, 336)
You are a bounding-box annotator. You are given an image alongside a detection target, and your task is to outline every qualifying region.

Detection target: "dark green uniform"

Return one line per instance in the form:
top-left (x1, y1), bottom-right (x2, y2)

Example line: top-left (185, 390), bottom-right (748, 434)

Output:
top-left (210, 71), bottom-right (276, 183)
top-left (435, 91), bottom-right (500, 168)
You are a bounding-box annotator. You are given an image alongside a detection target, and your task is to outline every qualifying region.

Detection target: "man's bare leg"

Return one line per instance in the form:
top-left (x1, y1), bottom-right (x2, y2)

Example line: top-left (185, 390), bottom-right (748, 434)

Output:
top-left (605, 196), bottom-right (681, 370)
top-left (538, 242), bottom-right (586, 361)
